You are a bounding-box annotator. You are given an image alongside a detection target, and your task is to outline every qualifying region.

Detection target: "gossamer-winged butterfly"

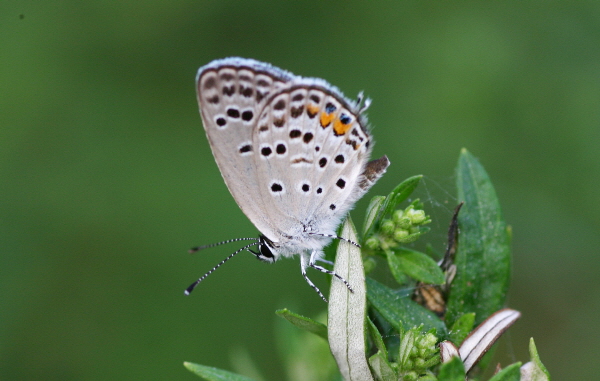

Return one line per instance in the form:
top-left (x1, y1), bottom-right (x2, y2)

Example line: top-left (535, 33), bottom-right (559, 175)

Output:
top-left (185, 57), bottom-right (389, 301)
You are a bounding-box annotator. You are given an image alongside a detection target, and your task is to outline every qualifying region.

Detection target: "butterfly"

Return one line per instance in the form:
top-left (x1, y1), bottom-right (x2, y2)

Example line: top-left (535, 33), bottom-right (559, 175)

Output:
top-left (185, 57), bottom-right (389, 301)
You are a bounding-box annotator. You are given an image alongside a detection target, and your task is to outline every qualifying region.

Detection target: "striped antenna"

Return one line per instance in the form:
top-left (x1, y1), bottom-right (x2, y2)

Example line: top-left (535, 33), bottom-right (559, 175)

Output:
top-left (189, 237), bottom-right (258, 253)
top-left (185, 240), bottom-right (258, 295)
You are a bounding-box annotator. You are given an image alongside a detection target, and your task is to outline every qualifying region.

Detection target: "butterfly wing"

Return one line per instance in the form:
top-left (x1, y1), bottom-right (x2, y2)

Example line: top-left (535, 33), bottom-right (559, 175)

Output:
top-left (252, 81), bottom-right (388, 243)
top-left (196, 58), bottom-right (294, 236)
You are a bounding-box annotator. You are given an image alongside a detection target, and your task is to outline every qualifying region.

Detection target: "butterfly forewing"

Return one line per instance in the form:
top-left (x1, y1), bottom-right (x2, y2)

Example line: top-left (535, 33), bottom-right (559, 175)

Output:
top-left (197, 59), bottom-right (293, 237)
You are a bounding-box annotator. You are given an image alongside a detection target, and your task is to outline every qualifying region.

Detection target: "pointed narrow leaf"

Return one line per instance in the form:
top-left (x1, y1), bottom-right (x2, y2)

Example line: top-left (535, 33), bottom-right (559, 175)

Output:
top-left (520, 338), bottom-right (550, 381)
top-left (328, 218), bottom-right (374, 381)
top-left (489, 363), bottom-right (522, 381)
top-left (367, 317), bottom-right (388, 359)
top-left (380, 175), bottom-right (422, 220)
top-left (366, 277), bottom-right (447, 336)
top-left (385, 250), bottom-right (408, 284)
top-left (448, 313), bottom-right (475, 346)
top-left (529, 337), bottom-right (549, 378)
top-left (389, 248), bottom-right (445, 284)
top-left (446, 149), bottom-right (511, 327)
top-left (184, 362), bottom-right (257, 381)
top-left (275, 308), bottom-right (327, 340)
top-left (368, 351), bottom-right (396, 381)
top-left (397, 327), bottom-right (418, 372)
top-left (437, 356), bottom-right (466, 381)
top-left (363, 195), bottom-right (386, 238)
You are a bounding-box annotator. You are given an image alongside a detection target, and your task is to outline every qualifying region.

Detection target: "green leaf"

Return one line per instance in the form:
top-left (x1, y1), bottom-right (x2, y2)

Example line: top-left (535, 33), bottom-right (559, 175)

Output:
top-left (384, 249), bottom-right (408, 284)
top-left (366, 277), bottom-right (447, 336)
top-left (529, 338), bottom-right (550, 379)
top-left (520, 338), bottom-right (550, 381)
top-left (446, 149), bottom-right (511, 327)
top-left (489, 362), bottom-right (522, 381)
top-left (380, 175), bottom-right (422, 222)
top-left (397, 326), bottom-right (419, 372)
top-left (448, 313), bottom-right (475, 346)
top-left (437, 356), bottom-right (466, 381)
top-left (387, 248), bottom-right (445, 285)
top-left (184, 362), bottom-right (257, 381)
top-left (367, 316), bottom-right (388, 359)
top-left (363, 195), bottom-right (386, 238)
top-left (275, 308), bottom-right (327, 340)
top-left (368, 351), bottom-right (397, 381)
top-left (328, 217), bottom-right (374, 381)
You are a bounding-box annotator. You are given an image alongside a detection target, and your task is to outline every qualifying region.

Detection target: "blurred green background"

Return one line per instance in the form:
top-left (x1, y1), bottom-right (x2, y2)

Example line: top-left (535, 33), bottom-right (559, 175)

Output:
top-left (2, 1), bottom-right (599, 380)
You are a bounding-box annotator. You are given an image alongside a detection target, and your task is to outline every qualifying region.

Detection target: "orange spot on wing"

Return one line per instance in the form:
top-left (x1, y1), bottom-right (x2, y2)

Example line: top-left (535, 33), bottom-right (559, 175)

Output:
top-left (333, 118), bottom-right (353, 135)
top-left (307, 104), bottom-right (320, 117)
top-left (320, 112), bottom-right (335, 128)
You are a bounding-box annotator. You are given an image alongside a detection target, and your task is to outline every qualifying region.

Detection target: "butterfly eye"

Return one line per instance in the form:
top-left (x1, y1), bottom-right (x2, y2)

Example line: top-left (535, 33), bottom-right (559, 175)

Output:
top-left (257, 235), bottom-right (276, 261)
top-left (258, 241), bottom-right (275, 261)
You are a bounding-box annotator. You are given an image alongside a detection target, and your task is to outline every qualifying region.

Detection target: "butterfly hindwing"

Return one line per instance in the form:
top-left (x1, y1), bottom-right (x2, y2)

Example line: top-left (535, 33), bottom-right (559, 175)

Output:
top-left (252, 83), bottom-right (373, 240)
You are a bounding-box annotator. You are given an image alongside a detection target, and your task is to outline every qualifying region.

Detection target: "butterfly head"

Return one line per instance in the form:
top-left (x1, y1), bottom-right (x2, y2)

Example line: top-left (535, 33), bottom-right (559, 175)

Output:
top-left (256, 235), bottom-right (277, 263)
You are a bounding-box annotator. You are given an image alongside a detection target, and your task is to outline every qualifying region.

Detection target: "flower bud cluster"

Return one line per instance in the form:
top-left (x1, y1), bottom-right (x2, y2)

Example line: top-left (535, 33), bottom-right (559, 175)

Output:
top-left (365, 202), bottom-right (431, 251)
top-left (398, 330), bottom-right (439, 381)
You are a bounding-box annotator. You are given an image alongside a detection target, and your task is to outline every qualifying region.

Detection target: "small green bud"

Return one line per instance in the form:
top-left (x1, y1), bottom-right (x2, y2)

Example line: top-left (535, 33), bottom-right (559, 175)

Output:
top-left (403, 371), bottom-right (418, 381)
top-left (414, 357), bottom-right (426, 368)
top-left (418, 333), bottom-right (437, 350)
top-left (401, 233), bottom-right (420, 243)
top-left (392, 209), bottom-right (404, 223)
top-left (396, 216), bottom-right (412, 230)
top-left (410, 345), bottom-right (419, 357)
top-left (365, 236), bottom-right (380, 250)
top-left (394, 229), bottom-right (410, 241)
top-left (407, 208), bottom-right (427, 225)
top-left (382, 238), bottom-right (398, 249)
top-left (381, 219), bottom-right (395, 235)
top-left (423, 355), bottom-right (441, 369)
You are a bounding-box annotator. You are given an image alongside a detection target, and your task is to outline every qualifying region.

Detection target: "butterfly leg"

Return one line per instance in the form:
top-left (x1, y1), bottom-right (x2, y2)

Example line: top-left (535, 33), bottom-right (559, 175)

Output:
top-left (308, 250), bottom-right (354, 293)
top-left (300, 253), bottom-right (328, 302)
top-left (317, 258), bottom-right (334, 266)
